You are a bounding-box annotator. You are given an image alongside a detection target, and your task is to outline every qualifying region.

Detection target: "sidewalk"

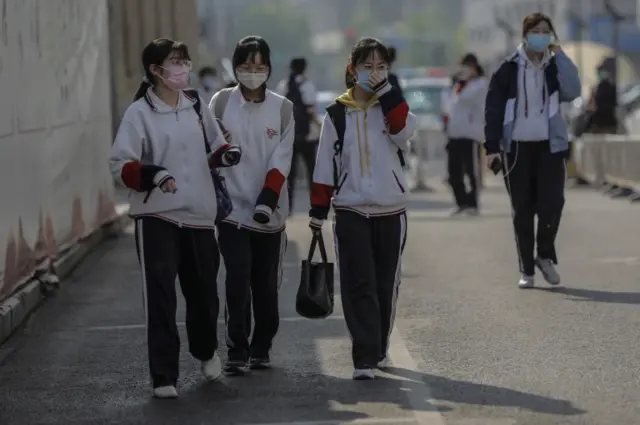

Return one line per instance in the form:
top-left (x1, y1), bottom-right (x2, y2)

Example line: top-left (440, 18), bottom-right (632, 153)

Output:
top-left (0, 219), bottom-right (433, 425)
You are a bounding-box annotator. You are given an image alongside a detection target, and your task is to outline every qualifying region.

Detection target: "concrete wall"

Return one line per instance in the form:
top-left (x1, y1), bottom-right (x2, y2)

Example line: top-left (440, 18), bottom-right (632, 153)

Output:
top-left (0, 0), bottom-right (114, 301)
top-left (108, 0), bottom-right (200, 126)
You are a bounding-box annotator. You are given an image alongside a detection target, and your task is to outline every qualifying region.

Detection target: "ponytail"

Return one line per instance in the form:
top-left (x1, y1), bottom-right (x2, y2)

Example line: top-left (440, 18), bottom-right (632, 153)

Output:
top-left (345, 66), bottom-right (354, 89)
top-left (133, 80), bottom-right (152, 101)
top-left (287, 72), bottom-right (297, 92)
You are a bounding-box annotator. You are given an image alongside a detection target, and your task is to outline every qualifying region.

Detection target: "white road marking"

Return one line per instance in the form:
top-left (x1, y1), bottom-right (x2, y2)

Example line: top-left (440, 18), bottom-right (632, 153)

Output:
top-left (386, 327), bottom-right (448, 425)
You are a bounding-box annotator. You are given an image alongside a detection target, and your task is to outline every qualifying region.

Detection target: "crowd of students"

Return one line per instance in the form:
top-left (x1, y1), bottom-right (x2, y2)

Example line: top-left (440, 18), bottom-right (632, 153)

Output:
top-left (109, 34), bottom-right (414, 398)
top-left (109, 9), bottom-right (579, 399)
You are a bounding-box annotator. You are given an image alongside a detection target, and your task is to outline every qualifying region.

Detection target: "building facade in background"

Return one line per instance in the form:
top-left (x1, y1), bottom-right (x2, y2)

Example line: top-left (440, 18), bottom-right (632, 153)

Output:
top-left (109, 0), bottom-right (200, 125)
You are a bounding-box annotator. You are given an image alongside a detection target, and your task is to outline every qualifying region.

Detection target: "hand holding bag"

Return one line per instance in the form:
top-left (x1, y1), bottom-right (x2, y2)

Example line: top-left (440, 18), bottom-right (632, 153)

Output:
top-left (296, 232), bottom-right (335, 319)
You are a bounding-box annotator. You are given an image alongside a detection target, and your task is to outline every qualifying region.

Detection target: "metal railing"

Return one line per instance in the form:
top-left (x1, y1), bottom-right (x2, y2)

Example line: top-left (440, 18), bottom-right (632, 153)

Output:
top-left (572, 134), bottom-right (640, 201)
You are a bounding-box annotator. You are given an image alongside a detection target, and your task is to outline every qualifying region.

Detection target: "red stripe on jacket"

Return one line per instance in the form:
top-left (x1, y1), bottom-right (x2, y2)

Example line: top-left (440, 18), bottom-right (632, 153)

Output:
top-left (385, 101), bottom-right (409, 135)
top-left (121, 161), bottom-right (142, 191)
top-left (264, 169), bottom-right (286, 194)
top-left (310, 183), bottom-right (332, 207)
top-left (208, 143), bottom-right (233, 168)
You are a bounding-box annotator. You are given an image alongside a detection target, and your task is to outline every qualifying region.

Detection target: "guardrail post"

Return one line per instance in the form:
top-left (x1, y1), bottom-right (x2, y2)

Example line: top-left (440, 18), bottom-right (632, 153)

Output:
top-left (412, 130), bottom-right (434, 193)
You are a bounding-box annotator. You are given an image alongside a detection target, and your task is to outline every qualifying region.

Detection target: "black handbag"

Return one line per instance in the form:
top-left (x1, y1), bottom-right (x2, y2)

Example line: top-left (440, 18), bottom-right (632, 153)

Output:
top-left (296, 232), bottom-right (335, 319)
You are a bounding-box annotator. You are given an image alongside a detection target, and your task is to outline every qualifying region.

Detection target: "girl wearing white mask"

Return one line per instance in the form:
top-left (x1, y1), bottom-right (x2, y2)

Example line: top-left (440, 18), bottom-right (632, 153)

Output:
top-left (109, 38), bottom-right (241, 398)
top-left (208, 36), bottom-right (294, 376)
top-left (309, 38), bottom-right (416, 380)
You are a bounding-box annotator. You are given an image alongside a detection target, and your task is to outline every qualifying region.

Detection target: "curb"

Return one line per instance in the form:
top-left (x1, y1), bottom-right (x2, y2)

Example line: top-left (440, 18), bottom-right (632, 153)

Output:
top-left (0, 210), bottom-right (131, 345)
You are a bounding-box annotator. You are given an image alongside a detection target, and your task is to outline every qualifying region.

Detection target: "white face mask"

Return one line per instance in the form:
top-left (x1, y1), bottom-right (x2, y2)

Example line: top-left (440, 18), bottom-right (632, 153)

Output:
top-left (378, 70), bottom-right (389, 80)
top-left (236, 71), bottom-right (268, 90)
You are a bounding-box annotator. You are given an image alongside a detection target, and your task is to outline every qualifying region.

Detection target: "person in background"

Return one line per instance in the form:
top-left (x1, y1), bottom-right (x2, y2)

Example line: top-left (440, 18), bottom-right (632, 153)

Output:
top-left (484, 13), bottom-right (580, 289)
top-left (446, 53), bottom-right (487, 215)
top-left (209, 36), bottom-right (294, 376)
top-left (196, 66), bottom-right (219, 103)
top-left (276, 57), bottom-right (319, 214)
top-left (386, 45), bottom-right (404, 97)
top-left (586, 62), bottom-right (618, 134)
top-left (109, 38), bottom-right (241, 399)
top-left (309, 37), bottom-right (416, 381)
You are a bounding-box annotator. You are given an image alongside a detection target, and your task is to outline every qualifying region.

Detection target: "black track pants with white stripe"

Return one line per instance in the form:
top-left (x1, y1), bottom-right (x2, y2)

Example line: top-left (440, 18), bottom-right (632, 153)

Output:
top-left (333, 209), bottom-right (407, 369)
top-left (217, 222), bottom-right (287, 362)
top-left (503, 141), bottom-right (566, 275)
top-left (134, 216), bottom-right (220, 388)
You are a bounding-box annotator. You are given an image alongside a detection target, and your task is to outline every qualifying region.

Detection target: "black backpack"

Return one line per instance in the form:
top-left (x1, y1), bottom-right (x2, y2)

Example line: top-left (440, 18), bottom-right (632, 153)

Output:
top-left (286, 77), bottom-right (311, 137)
top-left (325, 102), bottom-right (406, 191)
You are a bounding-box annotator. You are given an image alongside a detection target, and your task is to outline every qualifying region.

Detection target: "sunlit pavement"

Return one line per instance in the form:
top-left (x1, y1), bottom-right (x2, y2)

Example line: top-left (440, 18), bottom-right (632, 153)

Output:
top-left (1, 180), bottom-right (639, 425)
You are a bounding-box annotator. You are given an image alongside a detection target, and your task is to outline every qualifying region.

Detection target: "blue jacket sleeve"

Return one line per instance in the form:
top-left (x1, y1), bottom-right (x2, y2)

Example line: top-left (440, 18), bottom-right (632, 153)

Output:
top-left (483, 63), bottom-right (509, 155)
top-left (555, 50), bottom-right (581, 103)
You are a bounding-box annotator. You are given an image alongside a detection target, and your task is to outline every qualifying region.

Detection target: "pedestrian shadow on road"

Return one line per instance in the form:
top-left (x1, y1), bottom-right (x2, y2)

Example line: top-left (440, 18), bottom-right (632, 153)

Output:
top-left (138, 372), bottom-right (455, 425)
top-left (549, 287), bottom-right (640, 304)
top-left (384, 367), bottom-right (586, 416)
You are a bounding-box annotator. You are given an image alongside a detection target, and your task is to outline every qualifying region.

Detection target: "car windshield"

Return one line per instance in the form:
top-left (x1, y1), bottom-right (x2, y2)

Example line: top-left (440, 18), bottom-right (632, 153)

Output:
top-left (404, 86), bottom-right (442, 115)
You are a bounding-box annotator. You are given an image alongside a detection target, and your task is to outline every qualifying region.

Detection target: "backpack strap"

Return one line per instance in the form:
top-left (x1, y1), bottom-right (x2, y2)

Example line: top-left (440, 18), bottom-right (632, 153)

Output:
top-left (325, 102), bottom-right (346, 190)
top-left (184, 89), bottom-right (211, 155)
top-left (280, 98), bottom-right (293, 133)
top-left (213, 88), bottom-right (234, 120)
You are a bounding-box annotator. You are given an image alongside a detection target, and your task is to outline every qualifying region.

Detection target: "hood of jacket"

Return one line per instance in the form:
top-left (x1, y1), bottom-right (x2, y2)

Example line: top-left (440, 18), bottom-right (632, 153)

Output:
top-left (336, 88), bottom-right (379, 111)
top-left (144, 87), bottom-right (198, 113)
top-left (509, 44), bottom-right (553, 68)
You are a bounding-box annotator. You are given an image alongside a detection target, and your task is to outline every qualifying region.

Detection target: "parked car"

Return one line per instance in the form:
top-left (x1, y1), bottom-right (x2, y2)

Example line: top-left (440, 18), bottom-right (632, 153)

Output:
top-left (400, 76), bottom-right (451, 159)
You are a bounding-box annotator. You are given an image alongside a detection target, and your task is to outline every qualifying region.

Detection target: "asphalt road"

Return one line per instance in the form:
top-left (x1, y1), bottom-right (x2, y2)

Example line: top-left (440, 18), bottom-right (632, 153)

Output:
top-left (1, 179), bottom-right (639, 425)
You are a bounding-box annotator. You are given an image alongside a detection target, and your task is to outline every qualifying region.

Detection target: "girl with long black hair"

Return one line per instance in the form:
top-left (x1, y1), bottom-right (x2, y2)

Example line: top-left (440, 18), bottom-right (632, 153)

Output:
top-left (309, 37), bottom-right (416, 380)
top-left (109, 38), bottom-right (241, 398)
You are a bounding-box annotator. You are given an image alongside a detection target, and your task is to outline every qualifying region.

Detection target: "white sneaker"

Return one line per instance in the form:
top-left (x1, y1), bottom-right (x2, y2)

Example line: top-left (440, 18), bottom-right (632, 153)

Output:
top-left (535, 258), bottom-right (561, 285)
top-left (518, 275), bottom-right (535, 289)
top-left (153, 385), bottom-right (178, 399)
top-left (352, 368), bottom-right (375, 380)
top-left (201, 352), bottom-right (222, 381)
top-left (377, 357), bottom-right (389, 369)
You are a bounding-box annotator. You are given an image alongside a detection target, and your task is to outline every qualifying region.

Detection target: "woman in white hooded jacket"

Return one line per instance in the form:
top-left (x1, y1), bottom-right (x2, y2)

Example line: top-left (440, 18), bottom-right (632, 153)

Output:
top-left (109, 38), bottom-right (241, 399)
top-left (445, 53), bottom-right (487, 215)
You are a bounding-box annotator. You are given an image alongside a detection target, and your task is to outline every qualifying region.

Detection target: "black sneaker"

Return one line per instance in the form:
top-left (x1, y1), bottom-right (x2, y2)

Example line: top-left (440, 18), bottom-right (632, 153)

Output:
top-left (249, 356), bottom-right (271, 370)
top-left (223, 360), bottom-right (248, 377)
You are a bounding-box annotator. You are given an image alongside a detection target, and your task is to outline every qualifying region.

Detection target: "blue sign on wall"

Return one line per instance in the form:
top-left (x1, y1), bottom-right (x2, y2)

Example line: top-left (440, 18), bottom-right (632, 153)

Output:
top-left (567, 16), bottom-right (640, 53)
